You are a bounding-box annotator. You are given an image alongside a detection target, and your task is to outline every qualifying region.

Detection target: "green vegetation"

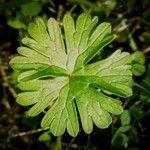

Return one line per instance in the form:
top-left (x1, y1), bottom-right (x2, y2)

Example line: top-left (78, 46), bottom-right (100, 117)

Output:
top-left (0, 0), bottom-right (149, 149)
top-left (10, 13), bottom-right (132, 136)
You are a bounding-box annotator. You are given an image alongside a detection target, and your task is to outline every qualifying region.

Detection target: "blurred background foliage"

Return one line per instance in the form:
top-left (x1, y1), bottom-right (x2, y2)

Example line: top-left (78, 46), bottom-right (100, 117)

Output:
top-left (0, 0), bottom-right (150, 150)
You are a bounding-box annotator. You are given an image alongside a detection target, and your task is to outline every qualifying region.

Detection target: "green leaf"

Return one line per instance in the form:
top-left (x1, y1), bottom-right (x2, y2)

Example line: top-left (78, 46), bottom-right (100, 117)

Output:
top-left (74, 50), bottom-right (132, 97)
top-left (75, 86), bottom-right (123, 133)
top-left (7, 18), bottom-right (25, 29)
top-left (41, 84), bottom-right (79, 136)
top-left (112, 133), bottom-right (129, 148)
top-left (10, 13), bottom-right (133, 137)
top-left (21, 2), bottom-right (42, 16)
top-left (112, 125), bottom-right (131, 148)
top-left (38, 131), bottom-right (51, 142)
top-left (131, 51), bottom-right (145, 65)
top-left (136, 67), bottom-right (150, 103)
top-left (121, 110), bottom-right (131, 126)
top-left (118, 125), bottom-right (131, 133)
top-left (128, 33), bottom-right (138, 51)
top-left (131, 51), bottom-right (146, 76)
top-left (132, 64), bottom-right (145, 76)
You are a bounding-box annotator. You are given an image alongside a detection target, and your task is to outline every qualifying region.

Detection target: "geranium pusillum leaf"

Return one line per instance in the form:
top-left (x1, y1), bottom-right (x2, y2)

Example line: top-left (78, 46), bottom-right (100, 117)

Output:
top-left (9, 13), bottom-right (133, 137)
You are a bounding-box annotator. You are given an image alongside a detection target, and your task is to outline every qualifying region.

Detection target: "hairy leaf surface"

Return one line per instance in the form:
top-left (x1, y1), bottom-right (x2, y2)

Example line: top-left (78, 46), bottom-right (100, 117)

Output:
top-left (10, 13), bottom-right (133, 136)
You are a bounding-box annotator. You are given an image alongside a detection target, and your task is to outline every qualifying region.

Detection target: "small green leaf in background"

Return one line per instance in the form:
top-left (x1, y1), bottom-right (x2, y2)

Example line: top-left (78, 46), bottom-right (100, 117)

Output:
top-left (131, 51), bottom-right (145, 64)
top-left (131, 51), bottom-right (146, 76)
top-left (128, 33), bottom-right (138, 51)
top-left (39, 131), bottom-right (51, 142)
top-left (140, 69), bottom-right (150, 103)
top-left (112, 110), bottom-right (131, 149)
top-left (121, 110), bottom-right (131, 126)
top-left (10, 13), bottom-right (133, 137)
top-left (112, 133), bottom-right (128, 149)
top-left (21, 1), bottom-right (42, 16)
top-left (112, 125), bottom-right (131, 148)
top-left (134, 66), bottom-right (150, 103)
top-left (7, 18), bottom-right (26, 29)
top-left (132, 64), bottom-right (145, 76)
top-left (118, 125), bottom-right (131, 133)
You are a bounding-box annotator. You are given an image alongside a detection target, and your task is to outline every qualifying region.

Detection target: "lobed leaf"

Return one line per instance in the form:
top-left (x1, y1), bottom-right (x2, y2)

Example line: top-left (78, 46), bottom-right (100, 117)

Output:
top-left (10, 13), bottom-right (133, 136)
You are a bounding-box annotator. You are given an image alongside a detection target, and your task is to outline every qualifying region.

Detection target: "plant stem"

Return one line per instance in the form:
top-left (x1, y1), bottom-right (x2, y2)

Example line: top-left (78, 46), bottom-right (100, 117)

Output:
top-left (10, 127), bottom-right (49, 138)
